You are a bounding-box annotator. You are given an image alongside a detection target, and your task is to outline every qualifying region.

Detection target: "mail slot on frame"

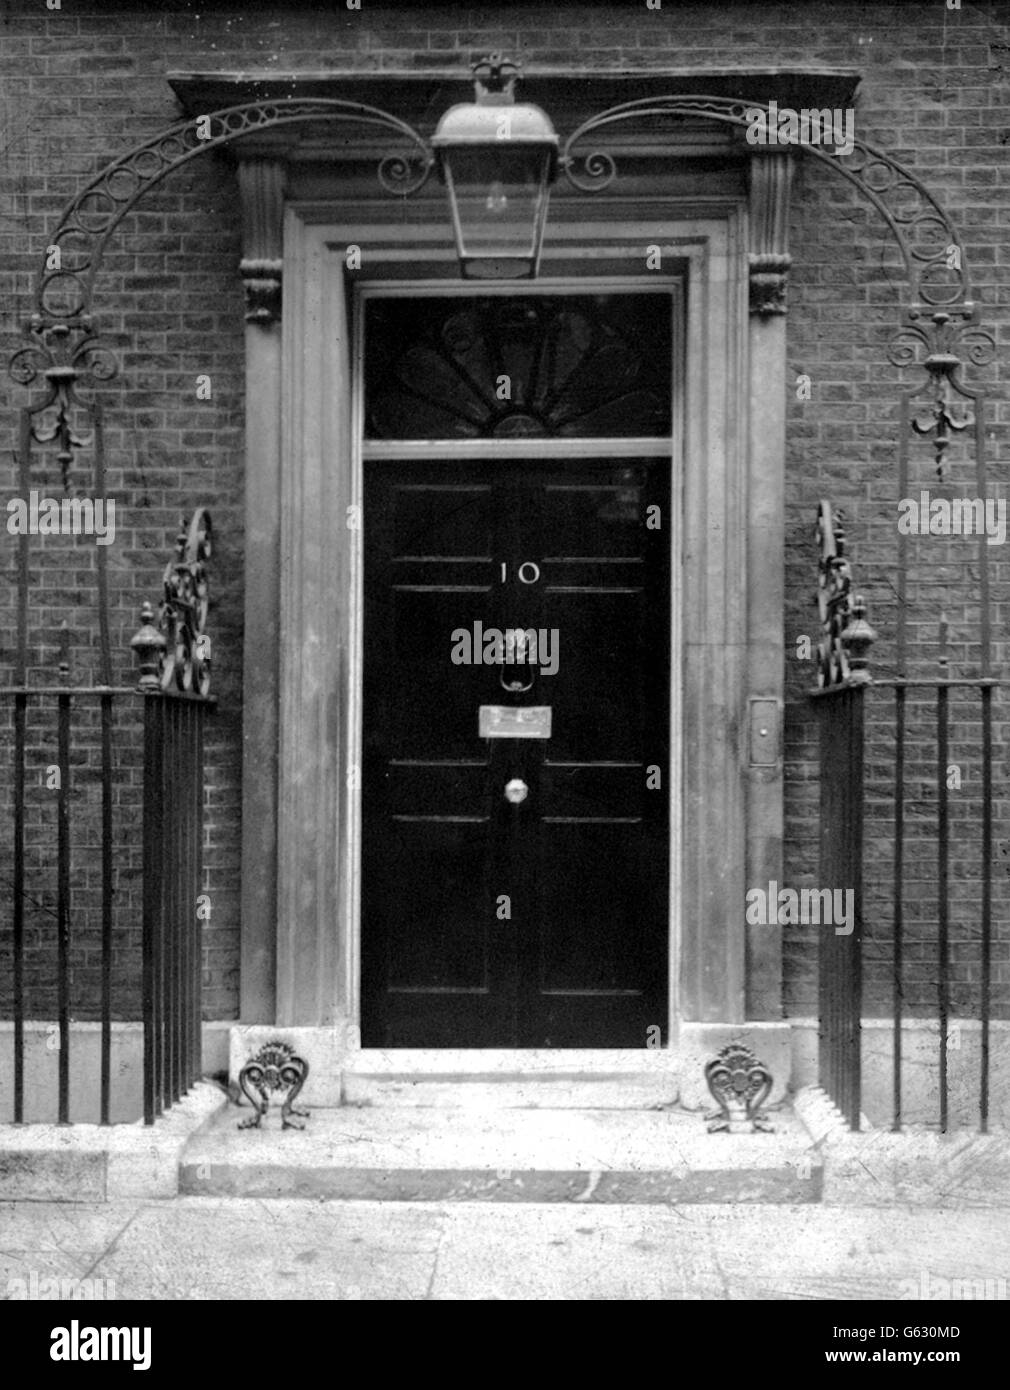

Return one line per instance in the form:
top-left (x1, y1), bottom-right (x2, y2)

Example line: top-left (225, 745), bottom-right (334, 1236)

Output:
top-left (479, 706), bottom-right (552, 739)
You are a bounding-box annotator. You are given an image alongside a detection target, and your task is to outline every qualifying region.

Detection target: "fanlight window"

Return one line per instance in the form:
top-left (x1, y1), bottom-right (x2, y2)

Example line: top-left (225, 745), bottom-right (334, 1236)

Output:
top-left (363, 293), bottom-right (672, 440)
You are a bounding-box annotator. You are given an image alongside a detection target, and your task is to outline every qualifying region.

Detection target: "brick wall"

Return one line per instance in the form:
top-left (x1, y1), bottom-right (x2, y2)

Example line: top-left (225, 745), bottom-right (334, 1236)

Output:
top-left (1, 0), bottom-right (1008, 1023)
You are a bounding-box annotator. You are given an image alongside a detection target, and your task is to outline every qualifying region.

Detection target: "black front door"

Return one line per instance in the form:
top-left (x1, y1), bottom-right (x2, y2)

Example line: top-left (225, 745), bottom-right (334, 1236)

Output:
top-left (361, 455), bottom-right (670, 1047)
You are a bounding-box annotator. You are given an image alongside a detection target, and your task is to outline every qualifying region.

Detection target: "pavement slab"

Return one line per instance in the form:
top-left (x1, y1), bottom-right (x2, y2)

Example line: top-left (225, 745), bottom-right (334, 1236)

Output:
top-left (2, 1199), bottom-right (1007, 1301)
top-left (81, 1199), bottom-right (444, 1301)
top-left (0, 1201), bottom-right (144, 1296)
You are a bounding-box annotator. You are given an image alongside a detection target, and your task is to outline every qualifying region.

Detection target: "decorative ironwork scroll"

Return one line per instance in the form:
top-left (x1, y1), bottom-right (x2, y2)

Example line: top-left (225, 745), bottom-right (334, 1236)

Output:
top-left (31, 99), bottom-right (433, 328)
top-left (237, 1040), bottom-right (310, 1131)
top-left (560, 95), bottom-right (970, 309)
top-left (887, 306), bottom-right (996, 479)
top-left (10, 319), bottom-right (119, 684)
top-left (131, 508), bottom-right (213, 696)
top-left (8, 64), bottom-right (995, 686)
top-left (161, 508), bottom-right (213, 696)
top-left (815, 501), bottom-right (876, 691)
top-left (7, 98), bottom-right (431, 686)
top-left (559, 92), bottom-right (994, 459)
top-left (8, 98), bottom-right (434, 417)
top-left (705, 1042), bottom-right (774, 1134)
top-left (10, 78), bottom-right (993, 452)
top-left (9, 321), bottom-right (118, 492)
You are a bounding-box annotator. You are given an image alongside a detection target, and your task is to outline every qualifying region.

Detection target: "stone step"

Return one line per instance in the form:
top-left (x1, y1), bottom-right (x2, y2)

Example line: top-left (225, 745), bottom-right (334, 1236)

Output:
top-left (339, 1048), bottom-right (680, 1109)
top-left (227, 1035), bottom-right (795, 1110)
top-left (180, 1103), bottom-right (821, 1203)
top-left (342, 1073), bottom-right (679, 1110)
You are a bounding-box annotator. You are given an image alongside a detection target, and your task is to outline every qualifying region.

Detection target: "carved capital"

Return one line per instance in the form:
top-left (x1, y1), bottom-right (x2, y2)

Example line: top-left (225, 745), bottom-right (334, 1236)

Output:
top-left (239, 257), bottom-right (283, 325)
top-left (748, 153), bottom-right (794, 318)
top-left (748, 253), bottom-right (792, 316)
top-left (238, 159), bottom-right (285, 325)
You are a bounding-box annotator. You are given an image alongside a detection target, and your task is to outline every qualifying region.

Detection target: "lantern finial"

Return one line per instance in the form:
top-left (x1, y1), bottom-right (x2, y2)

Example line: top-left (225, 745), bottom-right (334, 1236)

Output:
top-left (472, 54), bottom-right (520, 104)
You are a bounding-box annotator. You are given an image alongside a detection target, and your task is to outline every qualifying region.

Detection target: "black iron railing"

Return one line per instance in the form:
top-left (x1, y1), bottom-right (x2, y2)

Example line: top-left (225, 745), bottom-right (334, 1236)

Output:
top-left (812, 501), bottom-right (1002, 1133)
top-left (141, 692), bottom-right (207, 1125)
top-left (813, 682), bottom-right (865, 1131)
top-left (867, 675), bottom-right (998, 1132)
top-left (2, 510), bottom-right (214, 1125)
top-left (9, 685), bottom-right (120, 1124)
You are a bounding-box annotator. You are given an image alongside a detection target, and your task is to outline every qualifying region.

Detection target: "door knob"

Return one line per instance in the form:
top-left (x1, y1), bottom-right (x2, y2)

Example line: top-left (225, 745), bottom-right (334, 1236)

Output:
top-left (504, 778), bottom-right (529, 804)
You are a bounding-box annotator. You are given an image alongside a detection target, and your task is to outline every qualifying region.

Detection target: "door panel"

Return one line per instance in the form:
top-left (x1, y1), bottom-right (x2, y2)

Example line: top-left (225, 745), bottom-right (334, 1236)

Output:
top-left (362, 456), bottom-right (670, 1047)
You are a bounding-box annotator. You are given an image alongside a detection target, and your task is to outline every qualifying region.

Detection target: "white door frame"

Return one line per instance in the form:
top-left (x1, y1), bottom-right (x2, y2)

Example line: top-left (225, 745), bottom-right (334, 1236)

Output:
top-left (274, 202), bottom-right (767, 1059)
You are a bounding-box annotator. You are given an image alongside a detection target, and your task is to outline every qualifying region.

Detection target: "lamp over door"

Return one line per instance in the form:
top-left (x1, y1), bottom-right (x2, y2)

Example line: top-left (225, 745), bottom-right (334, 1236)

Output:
top-left (432, 55), bottom-right (559, 280)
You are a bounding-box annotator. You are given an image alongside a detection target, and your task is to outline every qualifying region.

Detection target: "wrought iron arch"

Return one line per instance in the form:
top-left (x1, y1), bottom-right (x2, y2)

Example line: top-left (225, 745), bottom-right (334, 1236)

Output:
top-left (557, 93), bottom-right (996, 681)
top-left (565, 96), bottom-right (963, 304)
top-left (9, 90), bottom-right (994, 425)
top-left (10, 90), bottom-right (996, 434)
top-left (9, 98), bottom-right (438, 407)
top-left (6, 85), bottom-right (997, 674)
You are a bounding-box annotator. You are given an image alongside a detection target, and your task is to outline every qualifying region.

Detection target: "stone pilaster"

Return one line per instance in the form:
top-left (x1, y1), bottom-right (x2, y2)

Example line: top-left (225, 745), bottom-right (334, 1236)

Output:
top-left (237, 158), bottom-right (286, 1021)
top-left (745, 150), bottom-right (792, 1016)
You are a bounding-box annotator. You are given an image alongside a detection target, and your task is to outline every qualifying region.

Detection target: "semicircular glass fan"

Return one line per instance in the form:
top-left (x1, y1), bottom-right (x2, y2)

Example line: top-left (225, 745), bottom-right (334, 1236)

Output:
top-left (364, 293), bottom-right (672, 440)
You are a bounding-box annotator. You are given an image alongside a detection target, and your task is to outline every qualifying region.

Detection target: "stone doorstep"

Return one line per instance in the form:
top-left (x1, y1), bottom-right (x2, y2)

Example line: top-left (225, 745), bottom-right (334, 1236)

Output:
top-left (0, 1087), bottom-right (823, 1205)
top-left (340, 1073), bottom-right (681, 1110)
top-left (6, 1078), bottom-right (1007, 1207)
top-left (178, 1102), bottom-right (822, 1204)
top-left (228, 1025), bottom-right (796, 1110)
top-left (0, 1083), bottom-right (226, 1203)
